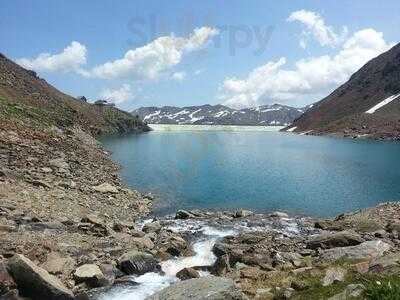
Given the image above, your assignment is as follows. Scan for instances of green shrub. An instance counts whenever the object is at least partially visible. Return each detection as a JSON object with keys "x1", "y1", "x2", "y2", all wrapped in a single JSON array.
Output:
[{"x1": 364, "y1": 278, "x2": 400, "y2": 300}]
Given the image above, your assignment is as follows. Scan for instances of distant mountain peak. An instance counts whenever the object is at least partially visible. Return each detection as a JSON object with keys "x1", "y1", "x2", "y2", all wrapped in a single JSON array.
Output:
[{"x1": 132, "y1": 103, "x2": 307, "y2": 126}]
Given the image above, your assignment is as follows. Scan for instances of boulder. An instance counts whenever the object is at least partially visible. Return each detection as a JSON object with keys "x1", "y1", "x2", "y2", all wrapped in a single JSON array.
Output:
[
  {"x1": 156, "y1": 231, "x2": 190, "y2": 257},
  {"x1": 213, "y1": 254, "x2": 231, "y2": 276},
  {"x1": 0, "y1": 261, "x2": 16, "y2": 295},
  {"x1": 99, "y1": 264, "x2": 116, "y2": 285},
  {"x1": 81, "y1": 215, "x2": 104, "y2": 227},
  {"x1": 74, "y1": 264, "x2": 107, "y2": 288},
  {"x1": 130, "y1": 229, "x2": 146, "y2": 238},
  {"x1": 234, "y1": 210, "x2": 253, "y2": 218},
  {"x1": 49, "y1": 158, "x2": 69, "y2": 169},
  {"x1": 143, "y1": 221, "x2": 162, "y2": 233},
  {"x1": 7, "y1": 254, "x2": 74, "y2": 300},
  {"x1": 307, "y1": 231, "x2": 364, "y2": 249},
  {"x1": 145, "y1": 276, "x2": 248, "y2": 300},
  {"x1": 132, "y1": 237, "x2": 155, "y2": 250},
  {"x1": 175, "y1": 210, "x2": 194, "y2": 220},
  {"x1": 92, "y1": 183, "x2": 118, "y2": 194},
  {"x1": 118, "y1": 250, "x2": 160, "y2": 275},
  {"x1": 41, "y1": 252, "x2": 75, "y2": 275},
  {"x1": 328, "y1": 284, "x2": 365, "y2": 300},
  {"x1": 113, "y1": 221, "x2": 135, "y2": 232},
  {"x1": 176, "y1": 268, "x2": 200, "y2": 281},
  {"x1": 270, "y1": 211, "x2": 289, "y2": 218},
  {"x1": 320, "y1": 240, "x2": 391, "y2": 262},
  {"x1": 314, "y1": 220, "x2": 345, "y2": 231},
  {"x1": 322, "y1": 267, "x2": 347, "y2": 286},
  {"x1": 369, "y1": 252, "x2": 400, "y2": 274}
]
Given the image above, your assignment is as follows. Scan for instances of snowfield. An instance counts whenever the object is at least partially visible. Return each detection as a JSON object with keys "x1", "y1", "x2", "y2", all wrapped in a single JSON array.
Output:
[{"x1": 365, "y1": 93, "x2": 400, "y2": 114}]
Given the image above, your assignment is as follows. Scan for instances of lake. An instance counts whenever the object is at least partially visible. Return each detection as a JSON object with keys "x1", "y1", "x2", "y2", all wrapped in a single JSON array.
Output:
[{"x1": 100, "y1": 125, "x2": 400, "y2": 218}]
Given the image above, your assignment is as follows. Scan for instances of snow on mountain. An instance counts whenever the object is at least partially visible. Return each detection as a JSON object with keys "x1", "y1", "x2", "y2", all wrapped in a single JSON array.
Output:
[{"x1": 132, "y1": 104, "x2": 307, "y2": 126}]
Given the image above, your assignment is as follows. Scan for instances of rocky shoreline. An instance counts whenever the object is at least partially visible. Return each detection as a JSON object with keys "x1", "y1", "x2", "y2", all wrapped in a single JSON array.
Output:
[{"x1": 2, "y1": 122, "x2": 400, "y2": 299}]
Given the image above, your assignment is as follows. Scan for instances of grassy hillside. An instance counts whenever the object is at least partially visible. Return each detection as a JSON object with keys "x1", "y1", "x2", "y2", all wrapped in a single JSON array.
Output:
[{"x1": 0, "y1": 53, "x2": 150, "y2": 135}]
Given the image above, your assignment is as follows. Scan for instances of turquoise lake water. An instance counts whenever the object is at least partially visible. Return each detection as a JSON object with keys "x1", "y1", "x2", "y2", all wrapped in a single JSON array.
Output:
[{"x1": 100, "y1": 127, "x2": 400, "y2": 217}]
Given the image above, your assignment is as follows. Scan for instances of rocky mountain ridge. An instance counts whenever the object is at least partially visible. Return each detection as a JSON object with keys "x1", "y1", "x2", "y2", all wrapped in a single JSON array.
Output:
[
  {"x1": 285, "y1": 43, "x2": 400, "y2": 140},
  {"x1": 132, "y1": 103, "x2": 308, "y2": 126}
]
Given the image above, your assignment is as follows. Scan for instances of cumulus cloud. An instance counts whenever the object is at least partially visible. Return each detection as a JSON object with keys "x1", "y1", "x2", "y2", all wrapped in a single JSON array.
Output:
[
  {"x1": 220, "y1": 28, "x2": 393, "y2": 108},
  {"x1": 172, "y1": 71, "x2": 186, "y2": 81},
  {"x1": 16, "y1": 41, "x2": 87, "y2": 73},
  {"x1": 87, "y1": 27, "x2": 219, "y2": 80},
  {"x1": 99, "y1": 84, "x2": 133, "y2": 104},
  {"x1": 288, "y1": 10, "x2": 348, "y2": 48}
]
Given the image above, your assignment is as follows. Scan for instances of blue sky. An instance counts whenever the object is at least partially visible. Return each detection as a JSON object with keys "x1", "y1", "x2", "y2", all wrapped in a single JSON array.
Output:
[{"x1": 1, "y1": 1, "x2": 399, "y2": 110}]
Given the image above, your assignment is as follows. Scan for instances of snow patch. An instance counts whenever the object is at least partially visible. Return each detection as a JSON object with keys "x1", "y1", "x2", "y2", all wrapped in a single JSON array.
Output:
[
  {"x1": 214, "y1": 110, "x2": 230, "y2": 118},
  {"x1": 365, "y1": 94, "x2": 400, "y2": 114},
  {"x1": 143, "y1": 111, "x2": 160, "y2": 121},
  {"x1": 286, "y1": 126, "x2": 297, "y2": 132},
  {"x1": 262, "y1": 107, "x2": 281, "y2": 113}
]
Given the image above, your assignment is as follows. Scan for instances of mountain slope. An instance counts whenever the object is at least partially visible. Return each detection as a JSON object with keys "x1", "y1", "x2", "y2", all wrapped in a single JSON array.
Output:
[
  {"x1": 285, "y1": 43, "x2": 400, "y2": 139},
  {"x1": 0, "y1": 53, "x2": 150, "y2": 134},
  {"x1": 132, "y1": 104, "x2": 305, "y2": 126}
]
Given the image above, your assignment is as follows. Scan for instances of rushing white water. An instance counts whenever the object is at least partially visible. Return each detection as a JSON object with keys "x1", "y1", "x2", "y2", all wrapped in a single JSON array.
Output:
[
  {"x1": 100, "y1": 217, "x2": 303, "y2": 300},
  {"x1": 100, "y1": 223, "x2": 236, "y2": 300}
]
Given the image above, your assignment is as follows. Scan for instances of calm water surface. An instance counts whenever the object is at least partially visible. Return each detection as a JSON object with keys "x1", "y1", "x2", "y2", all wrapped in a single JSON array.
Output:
[{"x1": 100, "y1": 126, "x2": 400, "y2": 217}]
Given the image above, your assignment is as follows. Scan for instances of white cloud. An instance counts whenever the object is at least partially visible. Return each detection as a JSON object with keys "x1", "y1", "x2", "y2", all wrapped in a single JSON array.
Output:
[
  {"x1": 87, "y1": 27, "x2": 219, "y2": 80},
  {"x1": 172, "y1": 71, "x2": 186, "y2": 81},
  {"x1": 16, "y1": 41, "x2": 87, "y2": 73},
  {"x1": 99, "y1": 84, "x2": 133, "y2": 104},
  {"x1": 288, "y1": 10, "x2": 348, "y2": 48},
  {"x1": 220, "y1": 28, "x2": 393, "y2": 109}
]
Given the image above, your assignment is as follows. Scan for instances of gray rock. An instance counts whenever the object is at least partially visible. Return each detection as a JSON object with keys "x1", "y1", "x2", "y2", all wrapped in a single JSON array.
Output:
[
  {"x1": 270, "y1": 211, "x2": 289, "y2": 218},
  {"x1": 320, "y1": 240, "x2": 391, "y2": 262},
  {"x1": 234, "y1": 210, "x2": 253, "y2": 218},
  {"x1": 7, "y1": 254, "x2": 74, "y2": 300},
  {"x1": 41, "y1": 252, "x2": 75, "y2": 275},
  {"x1": 118, "y1": 250, "x2": 160, "y2": 275},
  {"x1": 145, "y1": 276, "x2": 248, "y2": 300},
  {"x1": 99, "y1": 264, "x2": 116, "y2": 285},
  {"x1": 74, "y1": 264, "x2": 107, "y2": 287},
  {"x1": 176, "y1": 268, "x2": 200, "y2": 280},
  {"x1": 92, "y1": 183, "x2": 118, "y2": 194},
  {"x1": 314, "y1": 220, "x2": 345, "y2": 231},
  {"x1": 307, "y1": 231, "x2": 364, "y2": 249},
  {"x1": 213, "y1": 254, "x2": 231, "y2": 276},
  {"x1": 175, "y1": 210, "x2": 194, "y2": 220},
  {"x1": 322, "y1": 267, "x2": 347, "y2": 286},
  {"x1": 369, "y1": 252, "x2": 400, "y2": 274},
  {"x1": 328, "y1": 284, "x2": 365, "y2": 300},
  {"x1": 143, "y1": 221, "x2": 162, "y2": 233},
  {"x1": 0, "y1": 261, "x2": 16, "y2": 295},
  {"x1": 48, "y1": 158, "x2": 69, "y2": 170}
]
